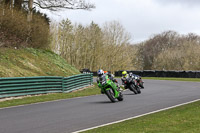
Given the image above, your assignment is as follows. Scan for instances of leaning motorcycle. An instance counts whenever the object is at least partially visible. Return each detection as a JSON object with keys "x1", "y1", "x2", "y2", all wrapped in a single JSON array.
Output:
[
  {"x1": 135, "y1": 76, "x2": 144, "y2": 89},
  {"x1": 98, "y1": 75, "x2": 123, "y2": 102},
  {"x1": 124, "y1": 77, "x2": 141, "y2": 94}
]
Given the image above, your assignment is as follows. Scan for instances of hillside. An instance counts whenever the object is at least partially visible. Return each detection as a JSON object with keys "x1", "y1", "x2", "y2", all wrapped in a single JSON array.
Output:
[{"x1": 0, "y1": 48, "x2": 80, "y2": 77}]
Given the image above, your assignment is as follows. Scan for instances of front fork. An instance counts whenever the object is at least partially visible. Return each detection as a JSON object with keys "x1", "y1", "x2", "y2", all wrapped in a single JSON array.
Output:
[{"x1": 105, "y1": 87, "x2": 119, "y2": 98}]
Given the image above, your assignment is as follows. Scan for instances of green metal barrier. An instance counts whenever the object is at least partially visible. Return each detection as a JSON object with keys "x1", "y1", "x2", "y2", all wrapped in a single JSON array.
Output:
[{"x1": 0, "y1": 73, "x2": 93, "y2": 98}]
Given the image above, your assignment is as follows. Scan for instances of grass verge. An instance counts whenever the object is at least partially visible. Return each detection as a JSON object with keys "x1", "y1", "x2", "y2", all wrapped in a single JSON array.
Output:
[
  {"x1": 83, "y1": 100, "x2": 200, "y2": 133},
  {"x1": 0, "y1": 83, "x2": 100, "y2": 109},
  {"x1": 0, "y1": 48, "x2": 80, "y2": 77}
]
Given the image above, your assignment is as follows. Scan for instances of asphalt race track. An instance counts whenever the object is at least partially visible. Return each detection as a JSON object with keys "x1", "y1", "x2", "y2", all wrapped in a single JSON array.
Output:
[{"x1": 0, "y1": 79, "x2": 199, "y2": 133}]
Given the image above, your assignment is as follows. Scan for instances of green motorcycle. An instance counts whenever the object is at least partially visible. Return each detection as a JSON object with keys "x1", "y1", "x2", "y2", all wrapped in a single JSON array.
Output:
[{"x1": 98, "y1": 75, "x2": 123, "y2": 102}]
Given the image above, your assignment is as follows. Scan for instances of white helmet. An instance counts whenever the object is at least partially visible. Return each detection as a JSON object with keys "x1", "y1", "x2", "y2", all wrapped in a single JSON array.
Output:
[
  {"x1": 129, "y1": 72, "x2": 133, "y2": 77},
  {"x1": 97, "y1": 69, "x2": 104, "y2": 76}
]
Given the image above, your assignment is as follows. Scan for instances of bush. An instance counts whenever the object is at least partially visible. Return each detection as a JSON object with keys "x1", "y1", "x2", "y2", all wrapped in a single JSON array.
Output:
[{"x1": 0, "y1": 6, "x2": 50, "y2": 49}]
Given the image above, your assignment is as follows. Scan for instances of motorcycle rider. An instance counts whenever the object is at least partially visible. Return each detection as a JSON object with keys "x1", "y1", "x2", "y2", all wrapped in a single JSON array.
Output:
[
  {"x1": 97, "y1": 69, "x2": 121, "y2": 93},
  {"x1": 96, "y1": 69, "x2": 105, "y2": 94},
  {"x1": 121, "y1": 71, "x2": 130, "y2": 89},
  {"x1": 121, "y1": 71, "x2": 144, "y2": 89},
  {"x1": 96, "y1": 69, "x2": 105, "y2": 84}
]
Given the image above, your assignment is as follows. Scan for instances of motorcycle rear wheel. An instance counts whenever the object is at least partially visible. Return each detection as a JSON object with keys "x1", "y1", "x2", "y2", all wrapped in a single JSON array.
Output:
[{"x1": 117, "y1": 92, "x2": 123, "y2": 101}]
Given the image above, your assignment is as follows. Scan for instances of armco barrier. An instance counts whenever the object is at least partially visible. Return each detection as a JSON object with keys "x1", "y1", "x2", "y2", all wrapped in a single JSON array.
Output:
[
  {"x1": 63, "y1": 74, "x2": 93, "y2": 92},
  {"x1": 83, "y1": 70, "x2": 200, "y2": 78},
  {"x1": 0, "y1": 73, "x2": 93, "y2": 98},
  {"x1": 91, "y1": 70, "x2": 200, "y2": 78},
  {"x1": 114, "y1": 70, "x2": 200, "y2": 78}
]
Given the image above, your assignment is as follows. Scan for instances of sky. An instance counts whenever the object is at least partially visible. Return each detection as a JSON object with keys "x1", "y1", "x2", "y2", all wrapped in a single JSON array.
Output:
[{"x1": 42, "y1": 0, "x2": 200, "y2": 44}]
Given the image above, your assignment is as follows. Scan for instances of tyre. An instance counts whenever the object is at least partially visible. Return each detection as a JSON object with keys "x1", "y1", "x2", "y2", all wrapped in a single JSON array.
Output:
[
  {"x1": 117, "y1": 92, "x2": 123, "y2": 101},
  {"x1": 139, "y1": 82, "x2": 144, "y2": 89},
  {"x1": 130, "y1": 84, "x2": 138, "y2": 94},
  {"x1": 134, "y1": 80, "x2": 141, "y2": 94},
  {"x1": 105, "y1": 89, "x2": 116, "y2": 103},
  {"x1": 136, "y1": 87, "x2": 141, "y2": 94}
]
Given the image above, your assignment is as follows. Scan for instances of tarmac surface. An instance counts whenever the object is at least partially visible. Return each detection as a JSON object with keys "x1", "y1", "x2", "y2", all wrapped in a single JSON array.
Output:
[{"x1": 0, "y1": 79, "x2": 199, "y2": 133}]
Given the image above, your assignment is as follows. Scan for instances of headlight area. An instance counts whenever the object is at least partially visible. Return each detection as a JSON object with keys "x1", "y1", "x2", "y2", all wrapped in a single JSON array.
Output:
[{"x1": 102, "y1": 80, "x2": 107, "y2": 85}]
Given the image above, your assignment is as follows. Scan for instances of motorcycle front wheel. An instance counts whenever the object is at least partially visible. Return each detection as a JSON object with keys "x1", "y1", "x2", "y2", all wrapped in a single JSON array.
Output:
[
  {"x1": 139, "y1": 81, "x2": 144, "y2": 89},
  {"x1": 136, "y1": 86, "x2": 141, "y2": 94},
  {"x1": 130, "y1": 84, "x2": 138, "y2": 94},
  {"x1": 105, "y1": 88, "x2": 116, "y2": 103}
]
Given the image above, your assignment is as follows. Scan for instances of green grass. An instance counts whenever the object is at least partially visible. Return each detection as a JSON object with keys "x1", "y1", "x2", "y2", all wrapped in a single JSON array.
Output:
[
  {"x1": 0, "y1": 83, "x2": 100, "y2": 108},
  {"x1": 83, "y1": 100, "x2": 200, "y2": 133},
  {"x1": 0, "y1": 48, "x2": 80, "y2": 77},
  {"x1": 142, "y1": 77, "x2": 200, "y2": 82}
]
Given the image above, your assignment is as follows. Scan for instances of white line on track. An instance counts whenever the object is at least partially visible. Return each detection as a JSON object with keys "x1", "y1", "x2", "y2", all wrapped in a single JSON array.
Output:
[{"x1": 72, "y1": 99, "x2": 200, "y2": 133}]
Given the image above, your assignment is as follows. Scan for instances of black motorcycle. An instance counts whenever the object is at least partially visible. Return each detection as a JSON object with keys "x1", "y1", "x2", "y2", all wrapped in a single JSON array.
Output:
[
  {"x1": 124, "y1": 77, "x2": 141, "y2": 94},
  {"x1": 135, "y1": 77, "x2": 144, "y2": 89}
]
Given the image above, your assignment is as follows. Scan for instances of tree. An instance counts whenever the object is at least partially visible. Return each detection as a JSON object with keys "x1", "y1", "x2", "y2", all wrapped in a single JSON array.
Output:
[
  {"x1": 28, "y1": 0, "x2": 95, "y2": 11},
  {"x1": 102, "y1": 21, "x2": 131, "y2": 72},
  {"x1": 138, "y1": 31, "x2": 200, "y2": 71},
  {"x1": 4, "y1": 0, "x2": 11, "y2": 5},
  {"x1": 2, "y1": 0, "x2": 22, "y2": 10},
  {"x1": 50, "y1": 20, "x2": 134, "y2": 72},
  {"x1": 26, "y1": 0, "x2": 95, "y2": 21},
  {"x1": 14, "y1": 0, "x2": 23, "y2": 10},
  {"x1": 2, "y1": 0, "x2": 95, "y2": 10},
  {"x1": 86, "y1": 21, "x2": 103, "y2": 70},
  {"x1": 58, "y1": 19, "x2": 74, "y2": 65},
  {"x1": 139, "y1": 31, "x2": 179, "y2": 70},
  {"x1": 1, "y1": 0, "x2": 95, "y2": 21}
]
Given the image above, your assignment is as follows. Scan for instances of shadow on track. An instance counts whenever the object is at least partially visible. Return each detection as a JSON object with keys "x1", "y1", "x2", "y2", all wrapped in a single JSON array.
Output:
[
  {"x1": 90, "y1": 101, "x2": 113, "y2": 104},
  {"x1": 123, "y1": 93, "x2": 136, "y2": 95}
]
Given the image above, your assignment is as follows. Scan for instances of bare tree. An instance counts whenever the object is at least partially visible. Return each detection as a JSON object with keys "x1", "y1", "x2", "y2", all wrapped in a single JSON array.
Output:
[
  {"x1": 30, "y1": 0, "x2": 95, "y2": 11},
  {"x1": 1, "y1": 0, "x2": 95, "y2": 21},
  {"x1": 139, "y1": 31, "x2": 179, "y2": 70},
  {"x1": 50, "y1": 20, "x2": 134, "y2": 72},
  {"x1": 2, "y1": 0, "x2": 95, "y2": 10},
  {"x1": 14, "y1": 0, "x2": 23, "y2": 10},
  {"x1": 140, "y1": 31, "x2": 200, "y2": 71},
  {"x1": 102, "y1": 21, "x2": 131, "y2": 72}
]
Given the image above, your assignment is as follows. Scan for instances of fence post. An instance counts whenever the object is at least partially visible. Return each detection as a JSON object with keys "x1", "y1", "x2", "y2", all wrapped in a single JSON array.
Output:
[
  {"x1": 62, "y1": 77, "x2": 64, "y2": 92},
  {"x1": 90, "y1": 73, "x2": 93, "y2": 85}
]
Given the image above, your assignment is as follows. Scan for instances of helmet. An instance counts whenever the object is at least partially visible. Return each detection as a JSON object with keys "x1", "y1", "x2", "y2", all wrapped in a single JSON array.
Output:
[
  {"x1": 97, "y1": 69, "x2": 104, "y2": 76},
  {"x1": 122, "y1": 71, "x2": 128, "y2": 78},
  {"x1": 129, "y1": 72, "x2": 133, "y2": 77},
  {"x1": 104, "y1": 71, "x2": 108, "y2": 74}
]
